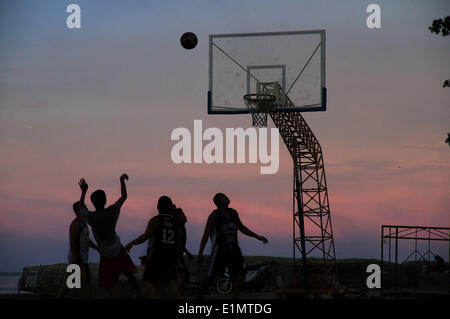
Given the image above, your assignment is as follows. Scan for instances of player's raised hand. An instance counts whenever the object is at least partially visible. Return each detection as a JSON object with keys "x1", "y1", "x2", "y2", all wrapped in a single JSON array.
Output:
[
  {"x1": 120, "y1": 173, "x2": 129, "y2": 182},
  {"x1": 78, "y1": 178, "x2": 88, "y2": 193}
]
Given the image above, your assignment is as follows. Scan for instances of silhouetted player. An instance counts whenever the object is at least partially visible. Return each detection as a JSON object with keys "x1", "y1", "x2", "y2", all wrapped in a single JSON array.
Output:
[
  {"x1": 170, "y1": 203, "x2": 193, "y2": 293},
  {"x1": 57, "y1": 201, "x2": 98, "y2": 298},
  {"x1": 76, "y1": 175, "x2": 140, "y2": 298},
  {"x1": 126, "y1": 196, "x2": 183, "y2": 298},
  {"x1": 197, "y1": 193, "x2": 268, "y2": 298}
]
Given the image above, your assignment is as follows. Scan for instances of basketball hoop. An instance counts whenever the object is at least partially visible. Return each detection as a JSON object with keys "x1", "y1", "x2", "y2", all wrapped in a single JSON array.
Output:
[{"x1": 243, "y1": 93, "x2": 276, "y2": 127}]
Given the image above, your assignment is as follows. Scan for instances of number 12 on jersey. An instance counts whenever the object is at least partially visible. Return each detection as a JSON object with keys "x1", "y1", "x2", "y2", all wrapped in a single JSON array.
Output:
[{"x1": 162, "y1": 228, "x2": 175, "y2": 244}]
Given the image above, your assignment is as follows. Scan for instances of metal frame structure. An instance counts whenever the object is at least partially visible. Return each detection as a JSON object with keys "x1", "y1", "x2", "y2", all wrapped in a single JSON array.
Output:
[
  {"x1": 270, "y1": 110, "x2": 337, "y2": 293},
  {"x1": 262, "y1": 83, "x2": 337, "y2": 292},
  {"x1": 381, "y1": 225, "x2": 450, "y2": 296}
]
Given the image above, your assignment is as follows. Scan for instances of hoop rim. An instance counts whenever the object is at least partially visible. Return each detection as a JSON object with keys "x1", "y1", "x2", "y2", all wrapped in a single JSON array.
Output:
[{"x1": 243, "y1": 93, "x2": 276, "y2": 103}]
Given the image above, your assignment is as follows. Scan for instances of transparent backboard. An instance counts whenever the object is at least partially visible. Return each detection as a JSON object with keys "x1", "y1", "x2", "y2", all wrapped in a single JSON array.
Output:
[{"x1": 208, "y1": 30, "x2": 326, "y2": 114}]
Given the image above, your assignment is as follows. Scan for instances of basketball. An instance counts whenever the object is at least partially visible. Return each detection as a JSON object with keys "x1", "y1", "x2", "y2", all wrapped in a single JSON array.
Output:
[{"x1": 180, "y1": 32, "x2": 198, "y2": 50}]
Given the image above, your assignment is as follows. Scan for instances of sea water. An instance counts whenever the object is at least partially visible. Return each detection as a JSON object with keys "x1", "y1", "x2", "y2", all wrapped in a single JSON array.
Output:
[{"x1": 0, "y1": 273, "x2": 21, "y2": 294}]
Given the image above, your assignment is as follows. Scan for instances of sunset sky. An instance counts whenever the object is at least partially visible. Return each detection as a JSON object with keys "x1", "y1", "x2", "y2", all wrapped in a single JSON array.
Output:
[{"x1": 0, "y1": 0, "x2": 449, "y2": 271}]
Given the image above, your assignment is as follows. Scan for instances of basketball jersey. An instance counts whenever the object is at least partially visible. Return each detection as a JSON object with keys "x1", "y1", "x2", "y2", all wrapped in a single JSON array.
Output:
[
  {"x1": 173, "y1": 208, "x2": 187, "y2": 252},
  {"x1": 211, "y1": 208, "x2": 239, "y2": 247},
  {"x1": 147, "y1": 213, "x2": 178, "y2": 261}
]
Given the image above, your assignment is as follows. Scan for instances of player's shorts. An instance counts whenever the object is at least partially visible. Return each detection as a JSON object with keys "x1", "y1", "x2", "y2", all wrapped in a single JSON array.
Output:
[
  {"x1": 98, "y1": 246, "x2": 137, "y2": 289},
  {"x1": 143, "y1": 254, "x2": 180, "y2": 284},
  {"x1": 208, "y1": 245, "x2": 245, "y2": 280}
]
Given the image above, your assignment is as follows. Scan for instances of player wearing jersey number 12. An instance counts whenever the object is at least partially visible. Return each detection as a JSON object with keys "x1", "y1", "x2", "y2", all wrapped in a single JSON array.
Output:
[{"x1": 125, "y1": 196, "x2": 184, "y2": 298}]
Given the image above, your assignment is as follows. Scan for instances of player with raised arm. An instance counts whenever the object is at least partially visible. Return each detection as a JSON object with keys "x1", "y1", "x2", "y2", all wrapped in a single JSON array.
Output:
[
  {"x1": 76, "y1": 175, "x2": 140, "y2": 298},
  {"x1": 197, "y1": 193, "x2": 268, "y2": 299}
]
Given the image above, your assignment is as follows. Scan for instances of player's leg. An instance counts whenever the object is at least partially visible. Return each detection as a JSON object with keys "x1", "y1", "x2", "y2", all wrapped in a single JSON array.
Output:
[
  {"x1": 114, "y1": 246, "x2": 139, "y2": 297},
  {"x1": 175, "y1": 271, "x2": 185, "y2": 296},
  {"x1": 168, "y1": 279, "x2": 182, "y2": 298},
  {"x1": 123, "y1": 271, "x2": 140, "y2": 296},
  {"x1": 56, "y1": 271, "x2": 69, "y2": 299},
  {"x1": 198, "y1": 245, "x2": 224, "y2": 298},
  {"x1": 165, "y1": 259, "x2": 184, "y2": 298},
  {"x1": 107, "y1": 285, "x2": 120, "y2": 299},
  {"x1": 142, "y1": 281, "x2": 158, "y2": 298},
  {"x1": 142, "y1": 259, "x2": 160, "y2": 298},
  {"x1": 232, "y1": 270, "x2": 245, "y2": 299},
  {"x1": 99, "y1": 255, "x2": 121, "y2": 298},
  {"x1": 82, "y1": 263, "x2": 93, "y2": 298},
  {"x1": 230, "y1": 247, "x2": 246, "y2": 299},
  {"x1": 174, "y1": 257, "x2": 187, "y2": 296}
]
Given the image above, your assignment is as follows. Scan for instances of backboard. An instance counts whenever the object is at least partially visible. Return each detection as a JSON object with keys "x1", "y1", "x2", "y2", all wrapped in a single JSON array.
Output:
[{"x1": 208, "y1": 30, "x2": 326, "y2": 114}]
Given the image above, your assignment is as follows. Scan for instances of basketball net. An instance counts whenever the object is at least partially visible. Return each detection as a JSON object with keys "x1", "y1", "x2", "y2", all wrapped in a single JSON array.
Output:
[{"x1": 243, "y1": 93, "x2": 276, "y2": 127}]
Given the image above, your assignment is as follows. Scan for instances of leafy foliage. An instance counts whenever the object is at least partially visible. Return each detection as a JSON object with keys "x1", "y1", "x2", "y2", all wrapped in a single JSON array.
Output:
[
  {"x1": 429, "y1": 17, "x2": 450, "y2": 146},
  {"x1": 428, "y1": 16, "x2": 450, "y2": 36}
]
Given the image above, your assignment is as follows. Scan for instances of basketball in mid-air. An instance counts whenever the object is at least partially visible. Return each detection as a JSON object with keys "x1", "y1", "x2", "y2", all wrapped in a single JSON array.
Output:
[{"x1": 180, "y1": 32, "x2": 198, "y2": 50}]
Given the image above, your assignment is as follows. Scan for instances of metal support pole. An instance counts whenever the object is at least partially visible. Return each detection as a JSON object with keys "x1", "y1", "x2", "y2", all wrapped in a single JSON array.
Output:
[
  {"x1": 292, "y1": 170, "x2": 296, "y2": 281},
  {"x1": 395, "y1": 226, "x2": 398, "y2": 296},
  {"x1": 414, "y1": 230, "x2": 417, "y2": 271},
  {"x1": 388, "y1": 227, "x2": 392, "y2": 288},
  {"x1": 294, "y1": 163, "x2": 309, "y2": 296},
  {"x1": 428, "y1": 229, "x2": 431, "y2": 263},
  {"x1": 380, "y1": 226, "x2": 384, "y2": 296}
]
